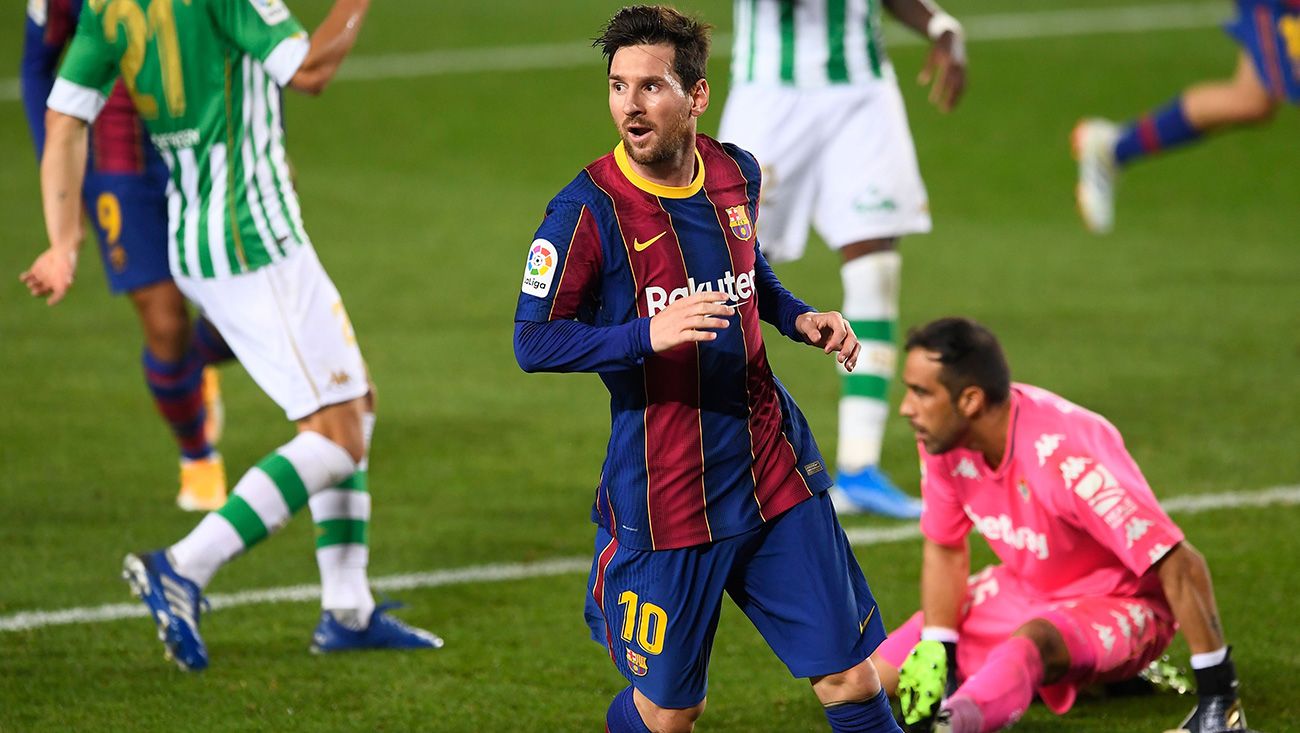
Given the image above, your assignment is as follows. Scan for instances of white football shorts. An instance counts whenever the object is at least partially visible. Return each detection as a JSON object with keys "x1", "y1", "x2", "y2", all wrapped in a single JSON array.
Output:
[
  {"x1": 175, "y1": 246, "x2": 368, "y2": 421},
  {"x1": 718, "y1": 69, "x2": 932, "y2": 263}
]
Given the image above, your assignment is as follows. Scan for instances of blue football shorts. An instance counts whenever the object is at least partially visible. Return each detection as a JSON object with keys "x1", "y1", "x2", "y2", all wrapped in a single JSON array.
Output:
[
  {"x1": 82, "y1": 171, "x2": 172, "y2": 294},
  {"x1": 1227, "y1": 0, "x2": 1300, "y2": 103},
  {"x1": 583, "y1": 491, "x2": 889, "y2": 708}
]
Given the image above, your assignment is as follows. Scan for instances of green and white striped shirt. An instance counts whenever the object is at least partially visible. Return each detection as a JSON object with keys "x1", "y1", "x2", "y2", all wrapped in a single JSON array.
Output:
[
  {"x1": 731, "y1": 0, "x2": 889, "y2": 87},
  {"x1": 49, "y1": 0, "x2": 312, "y2": 280}
]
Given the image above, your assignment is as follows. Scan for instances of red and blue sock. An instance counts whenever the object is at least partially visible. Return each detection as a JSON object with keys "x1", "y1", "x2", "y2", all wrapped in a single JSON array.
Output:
[
  {"x1": 824, "y1": 689, "x2": 904, "y2": 732},
  {"x1": 605, "y1": 686, "x2": 653, "y2": 733},
  {"x1": 191, "y1": 316, "x2": 235, "y2": 364},
  {"x1": 143, "y1": 347, "x2": 211, "y2": 461},
  {"x1": 1114, "y1": 96, "x2": 1203, "y2": 166}
]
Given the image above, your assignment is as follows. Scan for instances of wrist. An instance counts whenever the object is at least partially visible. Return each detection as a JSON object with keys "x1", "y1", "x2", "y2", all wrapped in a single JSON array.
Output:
[{"x1": 926, "y1": 11, "x2": 963, "y2": 42}]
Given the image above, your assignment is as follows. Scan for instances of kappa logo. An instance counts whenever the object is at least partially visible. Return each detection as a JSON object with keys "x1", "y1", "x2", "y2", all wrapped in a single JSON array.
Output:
[
  {"x1": 247, "y1": 0, "x2": 291, "y2": 24},
  {"x1": 633, "y1": 231, "x2": 667, "y2": 252},
  {"x1": 1125, "y1": 516, "x2": 1153, "y2": 548},
  {"x1": 1147, "y1": 542, "x2": 1173, "y2": 564},
  {"x1": 1110, "y1": 610, "x2": 1133, "y2": 640},
  {"x1": 328, "y1": 371, "x2": 351, "y2": 388},
  {"x1": 521, "y1": 239, "x2": 558, "y2": 298},
  {"x1": 725, "y1": 205, "x2": 753, "y2": 240},
  {"x1": 951, "y1": 457, "x2": 980, "y2": 480},
  {"x1": 1092, "y1": 623, "x2": 1116, "y2": 654},
  {"x1": 1123, "y1": 602, "x2": 1153, "y2": 635},
  {"x1": 1058, "y1": 456, "x2": 1092, "y2": 488},
  {"x1": 1035, "y1": 433, "x2": 1065, "y2": 467}
]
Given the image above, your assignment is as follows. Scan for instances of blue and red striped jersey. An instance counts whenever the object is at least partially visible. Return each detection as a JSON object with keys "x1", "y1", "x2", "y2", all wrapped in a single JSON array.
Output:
[
  {"x1": 514, "y1": 135, "x2": 832, "y2": 551},
  {"x1": 22, "y1": 0, "x2": 164, "y2": 178}
]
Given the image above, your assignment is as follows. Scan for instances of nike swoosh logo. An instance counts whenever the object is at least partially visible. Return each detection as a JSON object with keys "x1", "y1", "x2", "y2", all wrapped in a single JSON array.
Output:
[{"x1": 633, "y1": 231, "x2": 667, "y2": 252}]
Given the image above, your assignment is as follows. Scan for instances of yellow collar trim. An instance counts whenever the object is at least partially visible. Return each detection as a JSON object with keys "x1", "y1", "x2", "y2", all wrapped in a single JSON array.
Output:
[{"x1": 613, "y1": 142, "x2": 705, "y2": 199}]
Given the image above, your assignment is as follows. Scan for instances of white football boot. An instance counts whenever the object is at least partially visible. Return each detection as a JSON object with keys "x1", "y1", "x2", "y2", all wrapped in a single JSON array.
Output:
[{"x1": 1072, "y1": 118, "x2": 1121, "y2": 234}]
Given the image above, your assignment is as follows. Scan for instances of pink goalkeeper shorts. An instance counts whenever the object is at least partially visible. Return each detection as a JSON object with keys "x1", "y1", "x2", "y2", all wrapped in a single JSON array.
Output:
[{"x1": 876, "y1": 564, "x2": 1175, "y2": 714}]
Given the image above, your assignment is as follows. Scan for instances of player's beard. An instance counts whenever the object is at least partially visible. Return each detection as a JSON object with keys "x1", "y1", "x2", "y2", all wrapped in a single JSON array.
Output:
[{"x1": 622, "y1": 109, "x2": 693, "y2": 169}]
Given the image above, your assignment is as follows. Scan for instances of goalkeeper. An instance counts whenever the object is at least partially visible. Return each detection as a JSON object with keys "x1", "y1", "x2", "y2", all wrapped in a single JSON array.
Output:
[{"x1": 872, "y1": 317, "x2": 1254, "y2": 733}]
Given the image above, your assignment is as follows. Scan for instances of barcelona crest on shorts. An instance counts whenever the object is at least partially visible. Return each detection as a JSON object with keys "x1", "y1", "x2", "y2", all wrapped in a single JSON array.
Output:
[
  {"x1": 726, "y1": 205, "x2": 753, "y2": 241},
  {"x1": 626, "y1": 648, "x2": 649, "y2": 676}
]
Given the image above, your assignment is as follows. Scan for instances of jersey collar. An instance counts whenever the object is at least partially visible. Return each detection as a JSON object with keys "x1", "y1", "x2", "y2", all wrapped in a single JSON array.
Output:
[{"x1": 614, "y1": 142, "x2": 705, "y2": 199}]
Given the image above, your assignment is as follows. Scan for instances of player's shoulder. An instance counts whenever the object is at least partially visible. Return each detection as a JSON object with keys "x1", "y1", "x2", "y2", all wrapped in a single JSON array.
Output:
[
  {"x1": 1012, "y1": 383, "x2": 1129, "y2": 483},
  {"x1": 705, "y1": 135, "x2": 762, "y2": 179}
]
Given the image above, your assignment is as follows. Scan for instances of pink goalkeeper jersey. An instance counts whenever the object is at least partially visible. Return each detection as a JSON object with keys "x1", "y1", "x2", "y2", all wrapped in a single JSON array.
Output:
[{"x1": 919, "y1": 384, "x2": 1185, "y2": 602}]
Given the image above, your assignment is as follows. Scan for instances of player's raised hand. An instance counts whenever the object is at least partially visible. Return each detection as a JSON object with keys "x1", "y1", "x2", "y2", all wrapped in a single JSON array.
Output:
[
  {"x1": 795, "y1": 311, "x2": 861, "y2": 371},
  {"x1": 649, "y1": 291, "x2": 734, "y2": 352},
  {"x1": 919, "y1": 28, "x2": 967, "y2": 113},
  {"x1": 19, "y1": 247, "x2": 78, "y2": 306}
]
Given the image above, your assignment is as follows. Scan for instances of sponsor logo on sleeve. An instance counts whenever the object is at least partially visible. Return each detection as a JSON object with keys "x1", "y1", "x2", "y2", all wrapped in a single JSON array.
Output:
[
  {"x1": 1035, "y1": 433, "x2": 1065, "y2": 466},
  {"x1": 248, "y1": 0, "x2": 290, "y2": 25},
  {"x1": 1068, "y1": 461, "x2": 1138, "y2": 528},
  {"x1": 803, "y1": 460, "x2": 825, "y2": 477},
  {"x1": 521, "y1": 239, "x2": 558, "y2": 298}
]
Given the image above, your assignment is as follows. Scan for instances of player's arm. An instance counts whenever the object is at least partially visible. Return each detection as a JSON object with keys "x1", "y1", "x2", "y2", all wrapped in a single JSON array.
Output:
[
  {"x1": 753, "y1": 247, "x2": 861, "y2": 369},
  {"x1": 287, "y1": 0, "x2": 370, "y2": 95},
  {"x1": 896, "y1": 537, "x2": 966, "y2": 723},
  {"x1": 920, "y1": 537, "x2": 968, "y2": 630},
  {"x1": 21, "y1": 109, "x2": 89, "y2": 305},
  {"x1": 882, "y1": 0, "x2": 966, "y2": 112},
  {"x1": 21, "y1": 4, "x2": 70, "y2": 157},
  {"x1": 1154, "y1": 542, "x2": 1246, "y2": 730}
]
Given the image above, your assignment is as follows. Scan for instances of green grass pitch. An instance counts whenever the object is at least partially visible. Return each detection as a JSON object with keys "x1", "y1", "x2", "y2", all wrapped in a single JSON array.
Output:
[{"x1": 1, "y1": 1, "x2": 1297, "y2": 730}]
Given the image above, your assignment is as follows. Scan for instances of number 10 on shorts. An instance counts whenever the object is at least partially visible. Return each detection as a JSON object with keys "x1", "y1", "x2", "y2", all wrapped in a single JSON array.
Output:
[{"x1": 618, "y1": 591, "x2": 667, "y2": 655}]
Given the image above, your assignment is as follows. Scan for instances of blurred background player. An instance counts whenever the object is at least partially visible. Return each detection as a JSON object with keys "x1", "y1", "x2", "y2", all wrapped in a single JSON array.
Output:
[
  {"x1": 21, "y1": 0, "x2": 235, "y2": 511},
  {"x1": 871, "y1": 318, "x2": 1253, "y2": 733},
  {"x1": 515, "y1": 7, "x2": 902, "y2": 732},
  {"x1": 1074, "y1": 0, "x2": 1299, "y2": 234},
  {"x1": 719, "y1": 0, "x2": 967, "y2": 518},
  {"x1": 24, "y1": 0, "x2": 441, "y2": 669}
]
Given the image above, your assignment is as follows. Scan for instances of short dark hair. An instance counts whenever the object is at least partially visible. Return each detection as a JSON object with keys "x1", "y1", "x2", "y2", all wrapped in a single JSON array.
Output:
[
  {"x1": 594, "y1": 5, "x2": 712, "y2": 89},
  {"x1": 905, "y1": 317, "x2": 1011, "y2": 406}
]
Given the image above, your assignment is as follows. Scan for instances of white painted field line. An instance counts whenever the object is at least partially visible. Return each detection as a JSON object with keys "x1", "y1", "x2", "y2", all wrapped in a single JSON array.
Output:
[
  {"x1": 0, "y1": 2, "x2": 1227, "y2": 103},
  {"x1": 1, "y1": 484, "x2": 1295, "y2": 634}
]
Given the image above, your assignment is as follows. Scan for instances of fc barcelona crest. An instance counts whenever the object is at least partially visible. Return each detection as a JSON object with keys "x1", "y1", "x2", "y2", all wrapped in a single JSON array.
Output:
[
  {"x1": 725, "y1": 205, "x2": 753, "y2": 241},
  {"x1": 626, "y1": 648, "x2": 649, "y2": 676}
]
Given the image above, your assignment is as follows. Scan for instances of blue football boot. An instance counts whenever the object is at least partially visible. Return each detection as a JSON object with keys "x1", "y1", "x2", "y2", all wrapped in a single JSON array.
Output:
[
  {"x1": 830, "y1": 465, "x2": 923, "y2": 519},
  {"x1": 310, "y1": 601, "x2": 444, "y2": 654},
  {"x1": 121, "y1": 550, "x2": 209, "y2": 671}
]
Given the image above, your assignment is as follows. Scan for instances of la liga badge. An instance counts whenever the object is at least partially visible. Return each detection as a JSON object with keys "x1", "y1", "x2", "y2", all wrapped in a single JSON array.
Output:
[{"x1": 521, "y1": 239, "x2": 558, "y2": 297}]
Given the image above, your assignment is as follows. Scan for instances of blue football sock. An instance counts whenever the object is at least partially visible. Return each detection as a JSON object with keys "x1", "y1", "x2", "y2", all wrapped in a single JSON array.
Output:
[
  {"x1": 606, "y1": 686, "x2": 653, "y2": 733},
  {"x1": 824, "y1": 689, "x2": 903, "y2": 732},
  {"x1": 142, "y1": 348, "x2": 211, "y2": 460},
  {"x1": 191, "y1": 316, "x2": 235, "y2": 365},
  {"x1": 1114, "y1": 96, "x2": 1202, "y2": 166}
]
